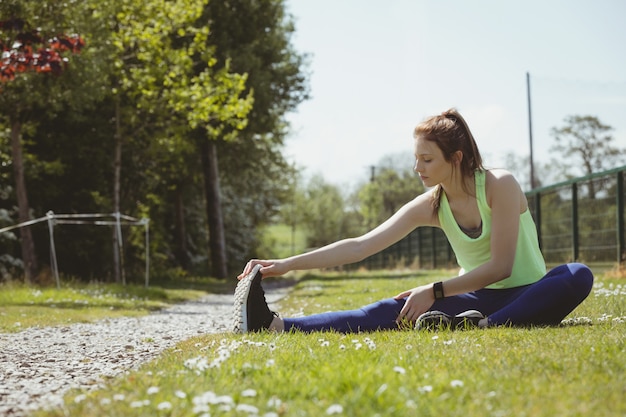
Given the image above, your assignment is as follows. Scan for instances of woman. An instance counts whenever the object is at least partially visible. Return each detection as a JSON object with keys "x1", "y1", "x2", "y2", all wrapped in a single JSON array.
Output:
[{"x1": 233, "y1": 109, "x2": 594, "y2": 333}]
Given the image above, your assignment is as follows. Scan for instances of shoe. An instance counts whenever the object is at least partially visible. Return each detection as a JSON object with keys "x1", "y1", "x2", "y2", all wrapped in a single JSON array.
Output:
[
  {"x1": 415, "y1": 309, "x2": 485, "y2": 331},
  {"x1": 232, "y1": 264, "x2": 277, "y2": 333}
]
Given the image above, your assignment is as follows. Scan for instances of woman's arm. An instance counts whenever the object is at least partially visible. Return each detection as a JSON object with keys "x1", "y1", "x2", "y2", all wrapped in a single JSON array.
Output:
[{"x1": 238, "y1": 189, "x2": 437, "y2": 279}]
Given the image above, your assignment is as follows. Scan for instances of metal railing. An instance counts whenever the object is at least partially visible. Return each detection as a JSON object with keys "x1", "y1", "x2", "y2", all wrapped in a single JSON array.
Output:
[{"x1": 353, "y1": 165, "x2": 626, "y2": 270}]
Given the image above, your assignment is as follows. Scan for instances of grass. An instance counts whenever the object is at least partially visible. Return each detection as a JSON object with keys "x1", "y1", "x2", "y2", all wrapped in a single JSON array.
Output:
[
  {"x1": 261, "y1": 223, "x2": 308, "y2": 259},
  {"x1": 0, "y1": 276, "x2": 233, "y2": 333},
  {"x1": 24, "y1": 269, "x2": 626, "y2": 417}
]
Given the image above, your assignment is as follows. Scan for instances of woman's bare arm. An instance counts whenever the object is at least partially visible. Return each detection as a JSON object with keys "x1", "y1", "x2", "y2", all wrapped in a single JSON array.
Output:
[{"x1": 238, "y1": 189, "x2": 437, "y2": 279}]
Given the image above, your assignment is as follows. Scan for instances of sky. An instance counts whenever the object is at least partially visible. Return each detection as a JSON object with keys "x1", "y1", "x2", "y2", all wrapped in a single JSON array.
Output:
[{"x1": 283, "y1": 0, "x2": 626, "y2": 190}]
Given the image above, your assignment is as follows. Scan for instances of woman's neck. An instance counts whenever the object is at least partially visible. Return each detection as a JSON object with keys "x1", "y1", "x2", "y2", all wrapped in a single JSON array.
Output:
[{"x1": 441, "y1": 173, "x2": 475, "y2": 201}]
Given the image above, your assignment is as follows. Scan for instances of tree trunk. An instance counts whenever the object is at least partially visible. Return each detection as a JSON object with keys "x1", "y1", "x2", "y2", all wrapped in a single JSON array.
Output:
[
  {"x1": 10, "y1": 119, "x2": 38, "y2": 283},
  {"x1": 200, "y1": 139, "x2": 228, "y2": 279},
  {"x1": 112, "y1": 96, "x2": 123, "y2": 283},
  {"x1": 173, "y1": 184, "x2": 190, "y2": 270}
]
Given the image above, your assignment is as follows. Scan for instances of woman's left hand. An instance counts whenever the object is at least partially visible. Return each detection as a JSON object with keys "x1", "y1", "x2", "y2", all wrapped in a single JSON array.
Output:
[{"x1": 394, "y1": 285, "x2": 435, "y2": 326}]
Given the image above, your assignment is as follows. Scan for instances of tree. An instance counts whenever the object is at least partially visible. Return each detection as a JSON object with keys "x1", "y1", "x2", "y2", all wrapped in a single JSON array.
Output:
[
  {"x1": 297, "y1": 175, "x2": 352, "y2": 248},
  {"x1": 358, "y1": 154, "x2": 424, "y2": 229},
  {"x1": 199, "y1": 0, "x2": 310, "y2": 276},
  {"x1": 550, "y1": 115, "x2": 623, "y2": 198},
  {"x1": 103, "y1": 0, "x2": 253, "y2": 280},
  {"x1": 0, "y1": 7, "x2": 85, "y2": 283}
]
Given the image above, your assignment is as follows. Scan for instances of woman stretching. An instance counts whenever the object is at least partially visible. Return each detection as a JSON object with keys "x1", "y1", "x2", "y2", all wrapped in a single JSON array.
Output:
[{"x1": 233, "y1": 109, "x2": 594, "y2": 333}]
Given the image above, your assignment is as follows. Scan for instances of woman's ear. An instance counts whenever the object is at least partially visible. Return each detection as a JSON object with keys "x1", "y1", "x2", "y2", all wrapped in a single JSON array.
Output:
[{"x1": 453, "y1": 150, "x2": 463, "y2": 165}]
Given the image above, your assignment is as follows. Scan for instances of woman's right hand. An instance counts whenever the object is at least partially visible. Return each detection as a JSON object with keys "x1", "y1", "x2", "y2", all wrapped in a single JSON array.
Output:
[{"x1": 237, "y1": 259, "x2": 289, "y2": 280}]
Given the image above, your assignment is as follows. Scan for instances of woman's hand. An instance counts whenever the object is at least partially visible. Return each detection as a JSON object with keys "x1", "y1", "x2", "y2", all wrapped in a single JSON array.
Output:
[
  {"x1": 394, "y1": 284, "x2": 435, "y2": 326},
  {"x1": 237, "y1": 259, "x2": 289, "y2": 280}
]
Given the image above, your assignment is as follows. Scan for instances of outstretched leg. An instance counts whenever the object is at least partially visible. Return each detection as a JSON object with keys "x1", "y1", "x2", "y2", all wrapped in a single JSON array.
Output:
[
  {"x1": 487, "y1": 263, "x2": 594, "y2": 326},
  {"x1": 283, "y1": 298, "x2": 405, "y2": 333}
]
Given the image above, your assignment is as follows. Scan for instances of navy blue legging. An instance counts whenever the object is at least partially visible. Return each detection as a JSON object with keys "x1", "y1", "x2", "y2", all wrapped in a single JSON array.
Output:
[{"x1": 283, "y1": 263, "x2": 594, "y2": 333}]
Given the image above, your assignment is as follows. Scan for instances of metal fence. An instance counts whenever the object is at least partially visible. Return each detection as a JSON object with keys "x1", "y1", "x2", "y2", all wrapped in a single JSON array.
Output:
[{"x1": 352, "y1": 165, "x2": 626, "y2": 270}]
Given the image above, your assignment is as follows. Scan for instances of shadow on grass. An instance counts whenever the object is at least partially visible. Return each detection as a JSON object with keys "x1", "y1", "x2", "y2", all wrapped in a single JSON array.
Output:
[
  {"x1": 295, "y1": 270, "x2": 447, "y2": 283},
  {"x1": 4, "y1": 301, "x2": 165, "y2": 312},
  {"x1": 148, "y1": 275, "x2": 238, "y2": 294}
]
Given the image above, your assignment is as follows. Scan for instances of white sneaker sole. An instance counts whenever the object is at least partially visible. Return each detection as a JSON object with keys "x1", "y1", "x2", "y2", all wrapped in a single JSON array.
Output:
[{"x1": 232, "y1": 264, "x2": 262, "y2": 333}]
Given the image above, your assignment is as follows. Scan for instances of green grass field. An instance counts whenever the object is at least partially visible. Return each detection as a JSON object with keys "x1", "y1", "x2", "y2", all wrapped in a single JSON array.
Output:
[
  {"x1": 25, "y1": 269, "x2": 625, "y2": 417},
  {"x1": 261, "y1": 224, "x2": 308, "y2": 259},
  {"x1": 0, "y1": 277, "x2": 231, "y2": 333}
]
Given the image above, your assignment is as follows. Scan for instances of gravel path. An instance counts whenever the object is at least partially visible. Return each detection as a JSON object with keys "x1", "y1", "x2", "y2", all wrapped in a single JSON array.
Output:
[{"x1": 0, "y1": 285, "x2": 289, "y2": 417}]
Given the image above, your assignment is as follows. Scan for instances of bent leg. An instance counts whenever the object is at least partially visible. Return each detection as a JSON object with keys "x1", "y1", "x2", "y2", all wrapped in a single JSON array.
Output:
[
  {"x1": 488, "y1": 263, "x2": 594, "y2": 326},
  {"x1": 283, "y1": 298, "x2": 405, "y2": 333}
]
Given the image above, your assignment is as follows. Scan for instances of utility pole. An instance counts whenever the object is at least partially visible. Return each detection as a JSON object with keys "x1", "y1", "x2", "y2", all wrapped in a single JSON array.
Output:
[{"x1": 526, "y1": 72, "x2": 536, "y2": 190}]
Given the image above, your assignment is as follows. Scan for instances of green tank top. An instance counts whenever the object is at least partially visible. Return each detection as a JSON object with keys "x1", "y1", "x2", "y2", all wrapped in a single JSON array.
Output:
[{"x1": 438, "y1": 170, "x2": 546, "y2": 289}]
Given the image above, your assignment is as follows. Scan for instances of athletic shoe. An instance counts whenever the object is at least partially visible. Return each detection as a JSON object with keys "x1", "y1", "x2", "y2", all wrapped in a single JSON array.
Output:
[
  {"x1": 415, "y1": 309, "x2": 485, "y2": 331},
  {"x1": 232, "y1": 264, "x2": 276, "y2": 333}
]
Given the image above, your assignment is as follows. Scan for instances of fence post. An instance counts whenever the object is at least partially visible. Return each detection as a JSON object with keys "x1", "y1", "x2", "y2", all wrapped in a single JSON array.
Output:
[
  {"x1": 46, "y1": 211, "x2": 60, "y2": 288},
  {"x1": 431, "y1": 227, "x2": 437, "y2": 269},
  {"x1": 417, "y1": 228, "x2": 423, "y2": 269},
  {"x1": 617, "y1": 171, "x2": 625, "y2": 265},
  {"x1": 534, "y1": 193, "x2": 542, "y2": 250},
  {"x1": 571, "y1": 183, "x2": 579, "y2": 261},
  {"x1": 114, "y1": 212, "x2": 126, "y2": 285},
  {"x1": 144, "y1": 218, "x2": 150, "y2": 287}
]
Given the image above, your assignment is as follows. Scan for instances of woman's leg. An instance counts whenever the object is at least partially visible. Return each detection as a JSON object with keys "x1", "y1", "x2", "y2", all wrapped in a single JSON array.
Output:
[
  {"x1": 283, "y1": 298, "x2": 405, "y2": 333},
  {"x1": 281, "y1": 286, "x2": 527, "y2": 333},
  {"x1": 487, "y1": 263, "x2": 594, "y2": 326}
]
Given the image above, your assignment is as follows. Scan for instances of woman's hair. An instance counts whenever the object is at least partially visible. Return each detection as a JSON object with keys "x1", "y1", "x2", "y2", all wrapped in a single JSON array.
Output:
[{"x1": 413, "y1": 108, "x2": 485, "y2": 214}]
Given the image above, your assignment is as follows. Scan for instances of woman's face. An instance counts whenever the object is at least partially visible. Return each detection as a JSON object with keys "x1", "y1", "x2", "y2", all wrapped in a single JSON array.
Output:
[{"x1": 413, "y1": 136, "x2": 454, "y2": 188}]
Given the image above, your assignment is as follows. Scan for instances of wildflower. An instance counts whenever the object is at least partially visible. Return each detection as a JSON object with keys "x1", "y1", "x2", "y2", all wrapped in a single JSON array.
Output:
[
  {"x1": 130, "y1": 400, "x2": 149, "y2": 408},
  {"x1": 113, "y1": 394, "x2": 125, "y2": 401},
  {"x1": 267, "y1": 397, "x2": 282, "y2": 408},
  {"x1": 418, "y1": 385, "x2": 433, "y2": 393},
  {"x1": 212, "y1": 395, "x2": 234, "y2": 406},
  {"x1": 326, "y1": 404, "x2": 344, "y2": 414},
  {"x1": 236, "y1": 404, "x2": 259, "y2": 414},
  {"x1": 185, "y1": 356, "x2": 209, "y2": 373},
  {"x1": 241, "y1": 389, "x2": 257, "y2": 397},
  {"x1": 157, "y1": 402, "x2": 172, "y2": 410},
  {"x1": 393, "y1": 366, "x2": 406, "y2": 375},
  {"x1": 451, "y1": 379, "x2": 464, "y2": 388},
  {"x1": 175, "y1": 390, "x2": 187, "y2": 399},
  {"x1": 193, "y1": 404, "x2": 210, "y2": 414},
  {"x1": 147, "y1": 386, "x2": 159, "y2": 395},
  {"x1": 74, "y1": 394, "x2": 87, "y2": 403},
  {"x1": 100, "y1": 398, "x2": 111, "y2": 405},
  {"x1": 193, "y1": 391, "x2": 217, "y2": 406}
]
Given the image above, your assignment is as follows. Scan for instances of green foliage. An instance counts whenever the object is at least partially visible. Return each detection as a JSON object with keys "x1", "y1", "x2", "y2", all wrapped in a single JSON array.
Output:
[
  {"x1": 0, "y1": 0, "x2": 309, "y2": 281},
  {"x1": 360, "y1": 167, "x2": 423, "y2": 228},
  {"x1": 297, "y1": 175, "x2": 359, "y2": 248}
]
